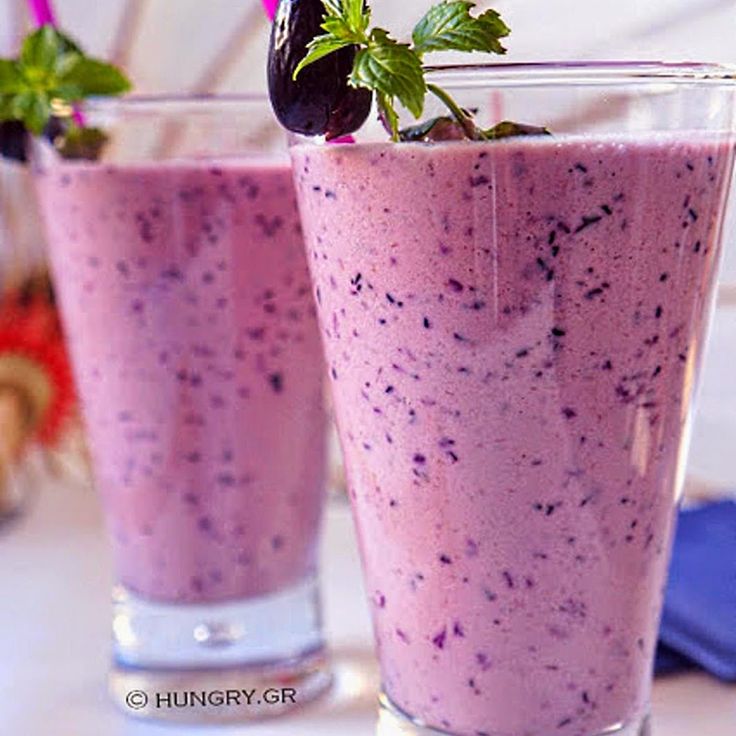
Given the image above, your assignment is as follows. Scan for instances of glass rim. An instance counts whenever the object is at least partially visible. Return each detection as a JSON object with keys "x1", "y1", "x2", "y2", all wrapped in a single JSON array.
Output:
[
  {"x1": 424, "y1": 60, "x2": 736, "y2": 88},
  {"x1": 79, "y1": 60, "x2": 736, "y2": 116},
  {"x1": 79, "y1": 92, "x2": 270, "y2": 116}
]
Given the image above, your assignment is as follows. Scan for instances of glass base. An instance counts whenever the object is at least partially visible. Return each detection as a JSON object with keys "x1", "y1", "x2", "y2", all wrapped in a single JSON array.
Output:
[
  {"x1": 109, "y1": 575, "x2": 332, "y2": 722},
  {"x1": 377, "y1": 693, "x2": 652, "y2": 736}
]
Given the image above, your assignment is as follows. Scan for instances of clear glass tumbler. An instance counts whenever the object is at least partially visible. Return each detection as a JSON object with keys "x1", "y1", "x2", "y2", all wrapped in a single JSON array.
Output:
[
  {"x1": 290, "y1": 63, "x2": 736, "y2": 736},
  {"x1": 34, "y1": 96, "x2": 331, "y2": 723}
]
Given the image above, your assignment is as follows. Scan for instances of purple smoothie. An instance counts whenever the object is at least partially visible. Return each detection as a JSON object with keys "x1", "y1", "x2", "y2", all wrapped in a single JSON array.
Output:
[
  {"x1": 37, "y1": 158, "x2": 326, "y2": 604},
  {"x1": 291, "y1": 135, "x2": 734, "y2": 735}
]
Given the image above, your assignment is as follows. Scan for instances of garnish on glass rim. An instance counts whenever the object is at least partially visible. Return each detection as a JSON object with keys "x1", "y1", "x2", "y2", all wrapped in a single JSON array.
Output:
[
  {"x1": 0, "y1": 25, "x2": 131, "y2": 161},
  {"x1": 268, "y1": 0, "x2": 372, "y2": 140},
  {"x1": 283, "y1": 0, "x2": 547, "y2": 142}
]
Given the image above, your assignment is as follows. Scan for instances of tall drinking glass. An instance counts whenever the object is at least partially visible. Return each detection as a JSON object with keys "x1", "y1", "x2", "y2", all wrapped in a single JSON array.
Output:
[
  {"x1": 290, "y1": 63, "x2": 736, "y2": 736},
  {"x1": 34, "y1": 96, "x2": 331, "y2": 722}
]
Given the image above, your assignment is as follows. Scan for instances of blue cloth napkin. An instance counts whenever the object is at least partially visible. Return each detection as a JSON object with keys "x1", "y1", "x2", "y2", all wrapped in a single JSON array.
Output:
[{"x1": 656, "y1": 500, "x2": 736, "y2": 681}]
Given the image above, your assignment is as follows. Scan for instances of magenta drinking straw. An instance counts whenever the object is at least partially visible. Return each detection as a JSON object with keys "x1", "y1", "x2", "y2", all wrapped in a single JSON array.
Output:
[
  {"x1": 26, "y1": 0, "x2": 86, "y2": 126},
  {"x1": 262, "y1": 0, "x2": 278, "y2": 21},
  {"x1": 28, "y1": 0, "x2": 56, "y2": 26}
]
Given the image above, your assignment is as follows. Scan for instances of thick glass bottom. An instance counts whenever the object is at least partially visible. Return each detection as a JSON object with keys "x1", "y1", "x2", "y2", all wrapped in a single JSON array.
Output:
[
  {"x1": 109, "y1": 575, "x2": 332, "y2": 722},
  {"x1": 377, "y1": 693, "x2": 652, "y2": 736}
]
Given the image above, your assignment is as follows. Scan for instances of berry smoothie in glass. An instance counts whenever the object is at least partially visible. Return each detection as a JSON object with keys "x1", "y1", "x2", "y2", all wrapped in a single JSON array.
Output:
[
  {"x1": 34, "y1": 96, "x2": 330, "y2": 722},
  {"x1": 285, "y1": 62, "x2": 736, "y2": 736}
]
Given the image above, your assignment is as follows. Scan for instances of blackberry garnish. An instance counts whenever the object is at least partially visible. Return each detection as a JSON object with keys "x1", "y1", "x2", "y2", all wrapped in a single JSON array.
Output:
[
  {"x1": 0, "y1": 121, "x2": 29, "y2": 163},
  {"x1": 268, "y1": 0, "x2": 372, "y2": 139}
]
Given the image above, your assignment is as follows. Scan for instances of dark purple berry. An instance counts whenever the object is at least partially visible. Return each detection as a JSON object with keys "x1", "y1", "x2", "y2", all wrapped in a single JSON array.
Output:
[
  {"x1": 267, "y1": 0, "x2": 372, "y2": 139},
  {"x1": 0, "y1": 120, "x2": 29, "y2": 163}
]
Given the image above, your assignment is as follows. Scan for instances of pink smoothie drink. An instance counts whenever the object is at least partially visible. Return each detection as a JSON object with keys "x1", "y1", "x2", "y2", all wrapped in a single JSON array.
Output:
[
  {"x1": 292, "y1": 134, "x2": 734, "y2": 735},
  {"x1": 37, "y1": 159, "x2": 326, "y2": 604}
]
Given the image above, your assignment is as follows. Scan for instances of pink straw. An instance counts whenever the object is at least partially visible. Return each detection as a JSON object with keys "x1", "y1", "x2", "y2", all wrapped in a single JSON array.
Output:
[
  {"x1": 28, "y1": 0, "x2": 57, "y2": 26},
  {"x1": 262, "y1": 0, "x2": 278, "y2": 21},
  {"x1": 26, "y1": 0, "x2": 86, "y2": 127}
]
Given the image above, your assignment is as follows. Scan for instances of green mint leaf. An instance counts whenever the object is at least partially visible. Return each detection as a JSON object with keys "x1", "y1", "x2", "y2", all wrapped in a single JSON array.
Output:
[
  {"x1": 483, "y1": 120, "x2": 551, "y2": 139},
  {"x1": 351, "y1": 29, "x2": 425, "y2": 118},
  {"x1": 52, "y1": 83, "x2": 85, "y2": 101},
  {"x1": 54, "y1": 51, "x2": 83, "y2": 79},
  {"x1": 0, "y1": 95, "x2": 14, "y2": 120},
  {"x1": 323, "y1": 0, "x2": 370, "y2": 40},
  {"x1": 58, "y1": 57, "x2": 131, "y2": 97},
  {"x1": 10, "y1": 91, "x2": 51, "y2": 134},
  {"x1": 412, "y1": 1, "x2": 509, "y2": 56},
  {"x1": 292, "y1": 1, "x2": 370, "y2": 79},
  {"x1": 321, "y1": 16, "x2": 360, "y2": 42},
  {"x1": 322, "y1": 0, "x2": 343, "y2": 15},
  {"x1": 0, "y1": 60, "x2": 24, "y2": 94},
  {"x1": 293, "y1": 35, "x2": 354, "y2": 80},
  {"x1": 321, "y1": 0, "x2": 367, "y2": 27},
  {"x1": 376, "y1": 91, "x2": 400, "y2": 139},
  {"x1": 321, "y1": 0, "x2": 368, "y2": 37},
  {"x1": 21, "y1": 25, "x2": 64, "y2": 73},
  {"x1": 343, "y1": 0, "x2": 369, "y2": 34},
  {"x1": 54, "y1": 29, "x2": 84, "y2": 56}
]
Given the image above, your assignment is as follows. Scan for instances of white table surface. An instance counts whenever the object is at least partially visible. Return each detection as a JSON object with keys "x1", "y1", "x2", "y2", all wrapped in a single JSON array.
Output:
[{"x1": 2, "y1": 470, "x2": 735, "y2": 736}]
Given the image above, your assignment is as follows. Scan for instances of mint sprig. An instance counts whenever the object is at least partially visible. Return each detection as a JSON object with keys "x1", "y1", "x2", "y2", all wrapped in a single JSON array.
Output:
[
  {"x1": 0, "y1": 25, "x2": 130, "y2": 151},
  {"x1": 294, "y1": 0, "x2": 510, "y2": 140},
  {"x1": 352, "y1": 30, "x2": 425, "y2": 118},
  {"x1": 412, "y1": 2, "x2": 509, "y2": 56}
]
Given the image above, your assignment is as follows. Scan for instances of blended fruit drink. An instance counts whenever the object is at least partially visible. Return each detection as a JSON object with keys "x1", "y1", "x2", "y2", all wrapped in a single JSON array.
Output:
[
  {"x1": 34, "y1": 96, "x2": 334, "y2": 721},
  {"x1": 37, "y1": 158, "x2": 325, "y2": 604},
  {"x1": 291, "y1": 131, "x2": 734, "y2": 736}
]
